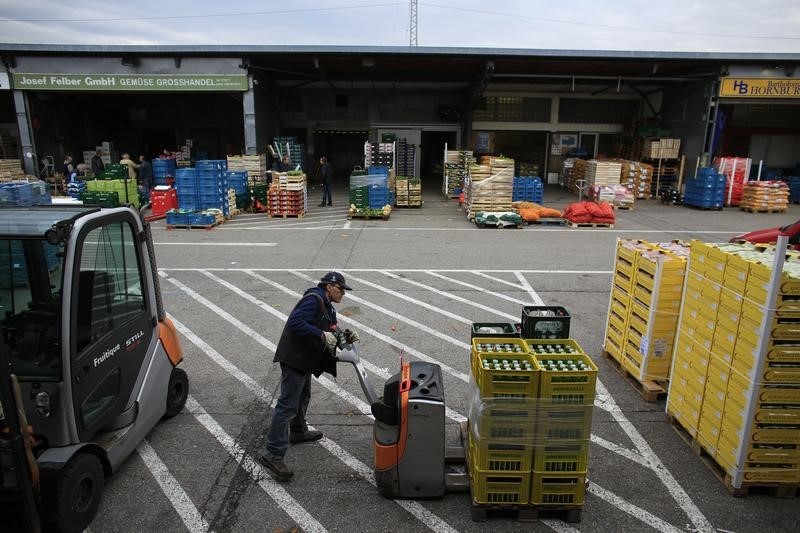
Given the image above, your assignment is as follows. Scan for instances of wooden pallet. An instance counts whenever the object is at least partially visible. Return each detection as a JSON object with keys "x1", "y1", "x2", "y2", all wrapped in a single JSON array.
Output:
[
  {"x1": 347, "y1": 213, "x2": 390, "y2": 220},
  {"x1": 612, "y1": 205, "x2": 634, "y2": 210},
  {"x1": 268, "y1": 212, "x2": 305, "y2": 218},
  {"x1": 740, "y1": 207, "x2": 787, "y2": 214},
  {"x1": 526, "y1": 218, "x2": 566, "y2": 226},
  {"x1": 668, "y1": 414, "x2": 800, "y2": 498},
  {"x1": 165, "y1": 221, "x2": 220, "y2": 230},
  {"x1": 394, "y1": 203, "x2": 422, "y2": 208},
  {"x1": 684, "y1": 204, "x2": 723, "y2": 211},
  {"x1": 567, "y1": 221, "x2": 614, "y2": 229},
  {"x1": 601, "y1": 351, "x2": 667, "y2": 402},
  {"x1": 470, "y1": 502, "x2": 582, "y2": 523}
]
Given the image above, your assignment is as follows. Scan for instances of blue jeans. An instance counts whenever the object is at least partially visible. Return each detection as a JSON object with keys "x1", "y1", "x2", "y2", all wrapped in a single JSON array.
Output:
[
  {"x1": 263, "y1": 363, "x2": 312, "y2": 460},
  {"x1": 321, "y1": 183, "x2": 332, "y2": 205}
]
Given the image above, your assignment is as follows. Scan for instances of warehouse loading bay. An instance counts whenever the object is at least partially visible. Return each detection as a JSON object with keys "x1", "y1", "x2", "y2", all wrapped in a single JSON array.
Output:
[{"x1": 80, "y1": 188, "x2": 798, "y2": 533}]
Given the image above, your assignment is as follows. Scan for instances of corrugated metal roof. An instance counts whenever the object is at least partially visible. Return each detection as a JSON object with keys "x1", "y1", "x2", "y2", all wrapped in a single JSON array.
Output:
[{"x1": 0, "y1": 43, "x2": 799, "y2": 61}]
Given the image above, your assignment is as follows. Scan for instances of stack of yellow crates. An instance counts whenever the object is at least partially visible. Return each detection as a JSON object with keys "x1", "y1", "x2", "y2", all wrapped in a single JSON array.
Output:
[
  {"x1": 669, "y1": 240, "x2": 800, "y2": 489},
  {"x1": 468, "y1": 336, "x2": 597, "y2": 509},
  {"x1": 527, "y1": 339, "x2": 596, "y2": 507},
  {"x1": 469, "y1": 337, "x2": 539, "y2": 505},
  {"x1": 603, "y1": 239, "x2": 688, "y2": 384}
]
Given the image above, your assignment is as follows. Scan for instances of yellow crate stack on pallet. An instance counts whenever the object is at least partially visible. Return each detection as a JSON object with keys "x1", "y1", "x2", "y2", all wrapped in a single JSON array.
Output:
[
  {"x1": 468, "y1": 336, "x2": 597, "y2": 509},
  {"x1": 603, "y1": 239, "x2": 688, "y2": 385},
  {"x1": 469, "y1": 337, "x2": 539, "y2": 504},
  {"x1": 669, "y1": 240, "x2": 800, "y2": 489},
  {"x1": 527, "y1": 339, "x2": 596, "y2": 507}
]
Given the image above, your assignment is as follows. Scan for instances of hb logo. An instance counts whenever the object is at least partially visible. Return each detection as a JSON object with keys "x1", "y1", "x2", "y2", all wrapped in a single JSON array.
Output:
[{"x1": 733, "y1": 80, "x2": 749, "y2": 94}]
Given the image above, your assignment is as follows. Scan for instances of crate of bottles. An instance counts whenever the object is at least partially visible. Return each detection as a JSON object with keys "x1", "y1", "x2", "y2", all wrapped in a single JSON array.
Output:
[
  {"x1": 469, "y1": 467, "x2": 531, "y2": 505},
  {"x1": 528, "y1": 342, "x2": 597, "y2": 403},
  {"x1": 471, "y1": 338, "x2": 540, "y2": 399},
  {"x1": 471, "y1": 322, "x2": 519, "y2": 339},
  {"x1": 521, "y1": 306, "x2": 571, "y2": 339},
  {"x1": 533, "y1": 441, "x2": 589, "y2": 474},
  {"x1": 530, "y1": 473, "x2": 587, "y2": 505},
  {"x1": 468, "y1": 430, "x2": 533, "y2": 473}
]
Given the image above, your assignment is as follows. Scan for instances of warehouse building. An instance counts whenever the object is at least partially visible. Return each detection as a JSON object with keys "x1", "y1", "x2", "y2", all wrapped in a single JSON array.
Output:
[{"x1": 1, "y1": 45, "x2": 799, "y2": 188}]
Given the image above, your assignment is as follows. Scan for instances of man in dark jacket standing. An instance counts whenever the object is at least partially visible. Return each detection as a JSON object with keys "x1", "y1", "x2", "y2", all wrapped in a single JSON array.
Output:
[
  {"x1": 90, "y1": 150, "x2": 105, "y2": 175},
  {"x1": 260, "y1": 271, "x2": 359, "y2": 481},
  {"x1": 138, "y1": 155, "x2": 153, "y2": 195},
  {"x1": 319, "y1": 155, "x2": 333, "y2": 207}
]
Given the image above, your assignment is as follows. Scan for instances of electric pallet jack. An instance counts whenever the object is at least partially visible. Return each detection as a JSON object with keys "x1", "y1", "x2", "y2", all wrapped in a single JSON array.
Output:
[{"x1": 335, "y1": 336, "x2": 469, "y2": 498}]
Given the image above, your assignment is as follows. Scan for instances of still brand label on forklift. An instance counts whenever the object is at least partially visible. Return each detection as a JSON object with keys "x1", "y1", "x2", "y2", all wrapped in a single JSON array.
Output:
[
  {"x1": 126, "y1": 330, "x2": 145, "y2": 351},
  {"x1": 94, "y1": 343, "x2": 121, "y2": 367}
]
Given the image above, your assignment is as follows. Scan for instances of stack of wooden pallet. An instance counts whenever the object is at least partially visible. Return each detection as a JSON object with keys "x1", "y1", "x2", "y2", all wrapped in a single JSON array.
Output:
[
  {"x1": 0, "y1": 159, "x2": 25, "y2": 182},
  {"x1": 396, "y1": 177, "x2": 422, "y2": 207},
  {"x1": 467, "y1": 158, "x2": 514, "y2": 220},
  {"x1": 739, "y1": 181, "x2": 789, "y2": 213},
  {"x1": 227, "y1": 154, "x2": 268, "y2": 185},
  {"x1": 585, "y1": 161, "x2": 622, "y2": 187}
]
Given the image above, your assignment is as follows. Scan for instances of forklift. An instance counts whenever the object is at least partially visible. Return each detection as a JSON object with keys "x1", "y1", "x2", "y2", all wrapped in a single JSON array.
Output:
[{"x1": 0, "y1": 205, "x2": 188, "y2": 532}]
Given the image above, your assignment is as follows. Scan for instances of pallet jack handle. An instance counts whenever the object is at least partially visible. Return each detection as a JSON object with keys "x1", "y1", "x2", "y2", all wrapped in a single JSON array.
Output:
[{"x1": 336, "y1": 343, "x2": 381, "y2": 407}]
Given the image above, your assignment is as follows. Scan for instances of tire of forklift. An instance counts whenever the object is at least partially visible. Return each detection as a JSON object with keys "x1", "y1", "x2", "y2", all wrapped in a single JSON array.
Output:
[
  {"x1": 164, "y1": 367, "x2": 189, "y2": 418},
  {"x1": 56, "y1": 453, "x2": 104, "y2": 533}
]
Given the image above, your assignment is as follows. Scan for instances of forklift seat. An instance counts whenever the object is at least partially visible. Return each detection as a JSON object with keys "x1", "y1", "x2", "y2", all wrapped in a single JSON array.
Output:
[{"x1": 76, "y1": 270, "x2": 115, "y2": 350}]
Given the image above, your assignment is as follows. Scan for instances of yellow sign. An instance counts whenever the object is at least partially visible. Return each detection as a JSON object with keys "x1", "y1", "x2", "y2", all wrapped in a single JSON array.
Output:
[{"x1": 720, "y1": 78, "x2": 800, "y2": 98}]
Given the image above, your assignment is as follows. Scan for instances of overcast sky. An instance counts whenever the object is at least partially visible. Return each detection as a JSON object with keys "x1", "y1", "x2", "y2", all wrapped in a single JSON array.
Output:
[{"x1": 0, "y1": 0, "x2": 799, "y2": 53}]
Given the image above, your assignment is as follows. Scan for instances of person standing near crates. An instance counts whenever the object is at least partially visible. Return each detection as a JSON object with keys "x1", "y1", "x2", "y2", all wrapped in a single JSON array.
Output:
[
  {"x1": 138, "y1": 155, "x2": 153, "y2": 197},
  {"x1": 259, "y1": 272, "x2": 359, "y2": 482},
  {"x1": 319, "y1": 155, "x2": 333, "y2": 206},
  {"x1": 120, "y1": 153, "x2": 139, "y2": 180}
]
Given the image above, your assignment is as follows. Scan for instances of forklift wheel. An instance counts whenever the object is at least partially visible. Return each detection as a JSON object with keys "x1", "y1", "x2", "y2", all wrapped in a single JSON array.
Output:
[
  {"x1": 164, "y1": 367, "x2": 189, "y2": 418},
  {"x1": 57, "y1": 453, "x2": 104, "y2": 533}
]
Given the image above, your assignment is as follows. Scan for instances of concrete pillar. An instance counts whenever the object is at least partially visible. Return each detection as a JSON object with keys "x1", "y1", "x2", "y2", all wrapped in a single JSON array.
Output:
[
  {"x1": 243, "y1": 73, "x2": 257, "y2": 155},
  {"x1": 13, "y1": 90, "x2": 37, "y2": 175}
]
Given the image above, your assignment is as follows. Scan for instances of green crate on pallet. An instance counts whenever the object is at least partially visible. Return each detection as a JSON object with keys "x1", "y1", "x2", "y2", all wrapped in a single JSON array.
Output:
[
  {"x1": 530, "y1": 473, "x2": 587, "y2": 505},
  {"x1": 471, "y1": 322, "x2": 519, "y2": 339}
]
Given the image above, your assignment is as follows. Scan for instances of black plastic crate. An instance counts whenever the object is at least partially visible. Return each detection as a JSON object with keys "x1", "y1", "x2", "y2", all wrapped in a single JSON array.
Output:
[
  {"x1": 521, "y1": 306, "x2": 570, "y2": 339},
  {"x1": 471, "y1": 322, "x2": 519, "y2": 339}
]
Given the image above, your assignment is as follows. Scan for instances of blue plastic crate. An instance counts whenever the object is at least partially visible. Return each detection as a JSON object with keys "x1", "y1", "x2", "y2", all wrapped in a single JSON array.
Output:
[
  {"x1": 187, "y1": 213, "x2": 216, "y2": 226},
  {"x1": 195, "y1": 160, "x2": 227, "y2": 172},
  {"x1": 166, "y1": 212, "x2": 189, "y2": 225}
]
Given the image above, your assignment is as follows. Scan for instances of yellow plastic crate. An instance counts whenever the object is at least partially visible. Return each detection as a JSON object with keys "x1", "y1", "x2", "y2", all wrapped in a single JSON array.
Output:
[
  {"x1": 742, "y1": 465, "x2": 800, "y2": 484},
  {"x1": 470, "y1": 466, "x2": 531, "y2": 504},
  {"x1": 470, "y1": 405, "x2": 537, "y2": 441},
  {"x1": 472, "y1": 338, "x2": 540, "y2": 399},
  {"x1": 604, "y1": 333, "x2": 623, "y2": 362},
  {"x1": 530, "y1": 473, "x2": 586, "y2": 505},
  {"x1": 750, "y1": 425, "x2": 800, "y2": 445},
  {"x1": 745, "y1": 444, "x2": 800, "y2": 464},
  {"x1": 532, "y1": 347, "x2": 598, "y2": 404},
  {"x1": 712, "y1": 324, "x2": 738, "y2": 357},
  {"x1": 536, "y1": 405, "x2": 593, "y2": 441},
  {"x1": 533, "y1": 441, "x2": 589, "y2": 474},
  {"x1": 468, "y1": 431, "x2": 534, "y2": 472}
]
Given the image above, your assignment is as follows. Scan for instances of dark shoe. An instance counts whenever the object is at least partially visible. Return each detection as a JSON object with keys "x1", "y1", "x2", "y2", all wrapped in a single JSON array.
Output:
[
  {"x1": 327, "y1": 203, "x2": 332, "y2": 206},
  {"x1": 318, "y1": 202, "x2": 326, "y2": 207},
  {"x1": 258, "y1": 455, "x2": 293, "y2": 481},
  {"x1": 289, "y1": 430, "x2": 323, "y2": 444}
]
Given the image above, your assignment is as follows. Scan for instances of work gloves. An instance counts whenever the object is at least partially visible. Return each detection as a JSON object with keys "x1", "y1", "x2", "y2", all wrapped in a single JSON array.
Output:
[
  {"x1": 323, "y1": 331, "x2": 338, "y2": 352},
  {"x1": 345, "y1": 329, "x2": 360, "y2": 343}
]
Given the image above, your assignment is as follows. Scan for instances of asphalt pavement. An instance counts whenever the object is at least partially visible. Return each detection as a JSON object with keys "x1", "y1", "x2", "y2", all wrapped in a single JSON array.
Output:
[{"x1": 88, "y1": 181, "x2": 800, "y2": 533}]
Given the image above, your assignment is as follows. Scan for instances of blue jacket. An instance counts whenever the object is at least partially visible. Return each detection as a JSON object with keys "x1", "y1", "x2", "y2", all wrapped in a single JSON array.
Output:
[{"x1": 273, "y1": 286, "x2": 338, "y2": 377}]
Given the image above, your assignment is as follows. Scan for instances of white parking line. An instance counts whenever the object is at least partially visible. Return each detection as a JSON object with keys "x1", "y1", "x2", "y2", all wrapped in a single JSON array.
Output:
[
  {"x1": 177, "y1": 269, "x2": 686, "y2": 532},
  {"x1": 425, "y1": 271, "x2": 532, "y2": 308},
  {"x1": 185, "y1": 396, "x2": 327, "y2": 533},
  {"x1": 381, "y1": 270, "x2": 519, "y2": 320},
  {"x1": 588, "y1": 482, "x2": 684, "y2": 533},
  {"x1": 154, "y1": 242, "x2": 278, "y2": 246},
  {"x1": 171, "y1": 317, "x2": 460, "y2": 533},
  {"x1": 136, "y1": 439, "x2": 211, "y2": 533}
]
